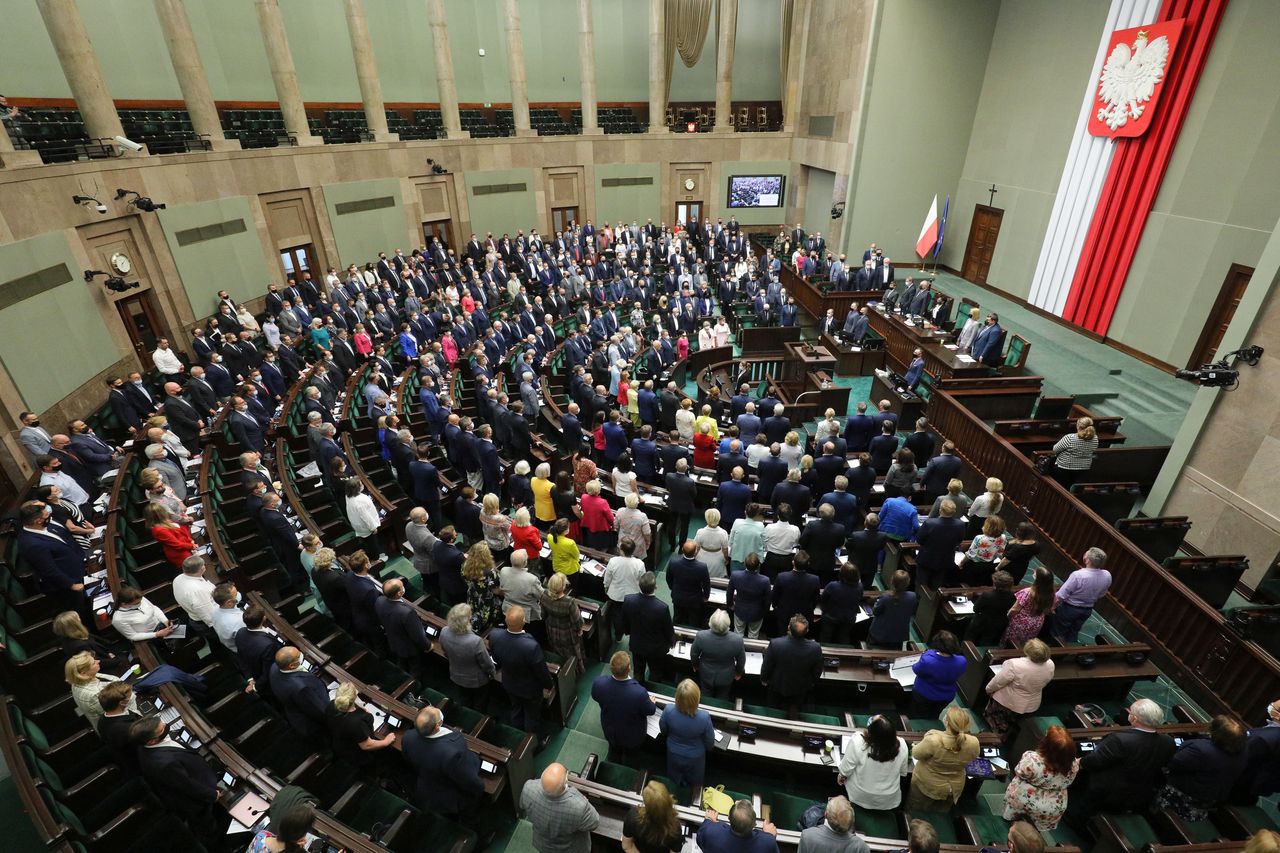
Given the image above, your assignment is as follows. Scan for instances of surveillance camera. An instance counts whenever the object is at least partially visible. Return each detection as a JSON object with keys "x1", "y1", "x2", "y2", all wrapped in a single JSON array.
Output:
[
  {"x1": 113, "y1": 135, "x2": 144, "y2": 152},
  {"x1": 95, "y1": 202, "x2": 108, "y2": 214},
  {"x1": 1175, "y1": 365, "x2": 1240, "y2": 388}
]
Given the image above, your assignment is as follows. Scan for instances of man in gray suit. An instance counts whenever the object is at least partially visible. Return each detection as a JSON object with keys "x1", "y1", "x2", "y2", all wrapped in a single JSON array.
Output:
[
  {"x1": 18, "y1": 412, "x2": 52, "y2": 459},
  {"x1": 404, "y1": 508, "x2": 439, "y2": 602},
  {"x1": 144, "y1": 442, "x2": 187, "y2": 501},
  {"x1": 690, "y1": 608, "x2": 746, "y2": 701}
]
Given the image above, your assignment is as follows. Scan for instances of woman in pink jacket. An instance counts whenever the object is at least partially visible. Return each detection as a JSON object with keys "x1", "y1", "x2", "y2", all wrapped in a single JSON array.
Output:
[
  {"x1": 441, "y1": 331, "x2": 459, "y2": 367},
  {"x1": 983, "y1": 638, "x2": 1055, "y2": 742}
]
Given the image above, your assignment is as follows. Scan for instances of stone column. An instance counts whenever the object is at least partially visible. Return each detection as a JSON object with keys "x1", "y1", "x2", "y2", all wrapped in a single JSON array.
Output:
[
  {"x1": 427, "y1": 0, "x2": 468, "y2": 139},
  {"x1": 35, "y1": 0, "x2": 128, "y2": 147},
  {"x1": 253, "y1": 0, "x2": 321, "y2": 146},
  {"x1": 713, "y1": 0, "x2": 738, "y2": 132},
  {"x1": 577, "y1": 0, "x2": 600, "y2": 134},
  {"x1": 782, "y1": 0, "x2": 811, "y2": 134},
  {"x1": 648, "y1": 0, "x2": 667, "y2": 132},
  {"x1": 342, "y1": 0, "x2": 397, "y2": 141},
  {"x1": 502, "y1": 0, "x2": 535, "y2": 137},
  {"x1": 153, "y1": 0, "x2": 239, "y2": 150}
]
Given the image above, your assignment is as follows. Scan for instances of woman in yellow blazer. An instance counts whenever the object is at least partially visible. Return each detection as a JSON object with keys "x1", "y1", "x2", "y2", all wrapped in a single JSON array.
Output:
[
  {"x1": 547, "y1": 518, "x2": 581, "y2": 575},
  {"x1": 907, "y1": 706, "x2": 981, "y2": 811}
]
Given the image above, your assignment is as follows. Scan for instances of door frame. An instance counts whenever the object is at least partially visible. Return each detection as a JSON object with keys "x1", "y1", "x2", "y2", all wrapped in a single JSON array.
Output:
[
  {"x1": 551, "y1": 206, "x2": 579, "y2": 235},
  {"x1": 961, "y1": 204, "x2": 1003, "y2": 285},
  {"x1": 675, "y1": 201, "x2": 703, "y2": 230},
  {"x1": 115, "y1": 290, "x2": 169, "y2": 369},
  {"x1": 1184, "y1": 262, "x2": 1254, "y2": 369},
  {"x1": 423, "y1": 219, "x2": 455, "y2": 251},
  {"x1": 279, "y1": 244, "x2": 315, "y2": 282}
]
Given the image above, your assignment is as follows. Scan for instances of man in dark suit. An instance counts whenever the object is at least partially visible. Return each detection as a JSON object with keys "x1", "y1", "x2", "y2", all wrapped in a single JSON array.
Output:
[
  {"x1": 799, "y1": 504, "x2": 848, "y2": 584},
  {"x1": 17, "y1": 501, "x2": 91, "y2": 626},
  {"x1": 735, "y1": 403, "x2": 762, "y2": 441},
  {"x1": 668, "y1": 541, "x2": 711, "y2": 629},
  {"x1": 375, "y1": 578, "x2": 432, "y2": 677},
  {"x1": 476, "y1": 426, "x2": 504, "y2": 497},
  {"x1": 915, "y1": 500, "x2": 967, "y2": 589},
  {"x1": 343, "y1": 555, "x2": 385, "y2": 649},
  {"x1": 771, "y1": 469, "x2": 812, "y2": 518},
  {"x1": 560, "y1": 403, "x2": 585, "y2": 454},
  {"x1": 402, "y1": 705, "x2": 486, "y2": 821},
  {"x1": 229, "y1": 396, "x2": 265, "y2": 452},
  {"x1": 590, "y1": 651, "x2": 657, "y2": 764},
  {"x1": 772, "y1": 554, "x2": 821, "y2": 626},
  {"x1": 96, "y1": 683, "x2": 142, "y2": 774},
  {"x1": 762, "y1": 405, "x2": 791, "y2": 445},
  {"x1": 268, "y1": 646, "x2": 329, "y2": 739},
  {"x1": 433, "y1": 527, "x2": 468, "y2": 606},
  {"x1": 132, "y1": 715, "x2": 225, "y2": 843},
  {"x1": 409, "y1": 445, "x2": 442, "y2": 524},
  {"x1": 904, "y1": 418, "x2": 936, "y2": 463},
  {"x1": 659, "y1": 382, "x2": 680, "y2": 432},
  {"x1": 259, "y1": 494, "x2": 308, "y2": 594},
  {"x1": 122, "y1": 371, "x2": 158, "y2": 419},
  {"x1": 760, "y1": 614, "x2": 823, "y2": 715},
  {"x1": 47, "y1": 435, "x2": 96, "y2": 497},
  {"x1": 1068, "y1": 698, "x2": 1176, "y2": 824},
  {"x1": 716, "y1": 440, "x2": 749, "y2": 483},
  {"x1": 970, "y1": 313, "x2": 1005, "y2": 367},
  {"x1": 663, "y1": 458, "x2": 698, "y2": 549},
  {"x1": 755, "y1": 445, "x2": 788, "y2": 505},
  {"x1": 715, "y1": 468, "x2": 752, "y2": 534},
  {"x1": 903, "y1": 349, "x2": 927, "y2": 391},
  {"x1": 389, "y1": 428, "x2": 416, "y2": 495},
  {"x1": 107, "y1": 376, "x2": 144, "y2": 432},
  {"x1": 234, "y1": 605, "x2": 284, "y2": 696},
  {"x1": 843, "y1": 402, "x2": 877, "y2": 453},
  {"x1": 811, "y1": 443, "x2": 847, "y2": 498},
  {"x1": 868, "y1": 420, "x2": 900, "y2": 474},
  {"x1": 622, "y1": 573, "x2": 675, "y2": 686},
  {"x1": 161, "y1": 381, "x2": 203, "y2": 451},
  {"x1": 919, "y1": 441, "x2": 962, "y2": 500},
  {"x1": 183, "y1": 367, "x2": 218, "y2": 417},
  {"x1": 488, "y1": 606, "x2": 553, "y2": 736},
  {"x1": 1233, "y1": 700, "x2": 1280, "y2": 804}
]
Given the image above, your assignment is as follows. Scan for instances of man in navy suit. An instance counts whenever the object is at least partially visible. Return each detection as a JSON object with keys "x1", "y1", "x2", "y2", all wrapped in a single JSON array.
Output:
[
  {"x1": 132, "y1": 715, "x2": 225, "y2": 843},
  {"x1": 668, "y1": 542, "x2": 712, "y2": 628},
  {"x1": 812, "y1": 443, "x2": 847, "y2": 498},
  {"x1": 375, "y1": 579, "x2": 432, "y2": 677},
  {"x1": 761, "y1": 614, "x2": 823, "y2": 715},
  {"x1": 67, "y1": 420, "x2": 117, "y2": 480},
  {"x1": 819, "y1": 476, "x2": 860, "y2": 533},
  {"x1": 409, "y1": 445, "x2": 442, "y2": 523},
  {"x1": 755, "y1": 445, "x2": 788, "y2": 505},
  {"x1": 903, "y1": 348, "x2": 927, "y2": 391},
  {"x1": 630, "y1": 426, "x2": 660, "y2": 485},
  {"x1": 477, "y1": 426, "x2": 504, "y2": 497},
  {"x1": 259, "y1": 494, "x2": 308, "y2": 594},
  {"x1": 762, "y1": 405, "x2": 791, "y2": 445},
  {"x1": 772, "y1": 555, "x2": 821, "y2": 626},
  {"x1": 771, "y1": 469, "x2": 812, "y2": 518},
  {"x1": 1232, "y1": 700, "x2": 1280, "y2": 804},
  {"x1": 970, "y1": 313, "x2": 1005, "y2": 367},
  {"x1": 560, "y1": 402, "x2": 585, "y2": 455},
  {"x1": 843, "y1": 402, "x2": 877, "y2": 453},
  {"x1": 919, "y1": 441, "x2": 962, "y2": 500},
  {"x1": 715, "y1": 468, "x2": 752, "y2": 534},
  {"x1": 17, "y1": 501, "x2": 91, "y2": 625},
  {"x1": 915, "y1": 499, "x2": 967, "y2": 589},
  {"x1": 268, "y1": 646, "x2": 329, "y2": 740},
  {"x1": 234, "y1": 605, "x2": 284, "y2": 696},
  {"x1": 590, "y1": 651, "x2": 657, "y2": 763},
  {"x1": 622, "y1": 573, "x2": 675, "y2": 685},
  {"x1": 229, "y1": 395, "x2": 264, "y2": 452},
  {"x1": 402, "y1": 705, "x2": 487, "y2": 821},
  {"x1": 489, "y1": 606, "x2": 553, "y2": 736},
  {"x1": 736, "y1": 403, "x2": 762, "y2": 442}
]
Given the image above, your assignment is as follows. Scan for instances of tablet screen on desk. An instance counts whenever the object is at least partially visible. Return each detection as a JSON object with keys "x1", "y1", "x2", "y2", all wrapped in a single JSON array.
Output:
[{"x1": 480, "y1": 759, "x2": 498, "y2": 774}]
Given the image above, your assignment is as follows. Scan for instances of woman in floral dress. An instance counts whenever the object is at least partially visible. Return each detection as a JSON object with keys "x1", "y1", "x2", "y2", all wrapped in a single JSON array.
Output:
[
  {"x1": 540, "y1": 573, "x2": 584, "y2": 677},
  {"x1": 1001, "y1": 567, "x2": 1057, "y2": 648},
  {"x1": 1002, "y1": 725, "x2": 1079, "y2": 830},
  {"x1": 463, "y1": 543, "x2": 503, "y2": 632}
]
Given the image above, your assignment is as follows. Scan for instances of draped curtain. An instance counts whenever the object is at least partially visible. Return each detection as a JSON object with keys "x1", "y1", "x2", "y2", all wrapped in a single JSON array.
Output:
[
  {"x1": 780, "y1": 0, "x2": 794, "y2": 117},
  {"x1": 664, "y1": 0, "x2": 715, "y2": 99}
]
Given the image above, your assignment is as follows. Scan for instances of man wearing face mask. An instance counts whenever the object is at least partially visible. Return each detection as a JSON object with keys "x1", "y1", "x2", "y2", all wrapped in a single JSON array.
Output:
[
  {"x1": 229, "y1": 395, "x2": 265, "y2": 453},
  {"x1": 204, "y1": 354, "x2": 235, "y2": 400},
  {"x1": 269, "y1": 646, "x2": 329, "y2": 740},
  {"x1": 36, "y1": 455, "x2": 90, "y2": 511},
  {"x1": 211, "y1": 583, "x2": 244, "y2": 653},
  {"x1": 106, "y1": 376, "x2": 144, "y2": 433},
  {"x1": 123, "y1": 371, "x2": 158, "y2": 418},
  {"x1": 162, "y1": 382, "x2": 204, "y2": 452},
  {"x1": 173, "y1": 556, "x2": 218, "y2": 632},
  {"x1": 18, "y1": 411, "x2": 52, "y2": 458},
  {"x1": 17, "y1": 500, "x2": 92, "y2": 627}
]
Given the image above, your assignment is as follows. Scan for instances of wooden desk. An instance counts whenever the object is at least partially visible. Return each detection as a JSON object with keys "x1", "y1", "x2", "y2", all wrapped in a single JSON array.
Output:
[
  {"x1": 819, "y1": 333, "x2": 887, "y2": 376},
  {"x1": 957, "y1": 641, "x2": 1160, "y2": 708},
  {"x1": 871, "y1": 371, "x2": 925, "y2": 426},
  {"x1": 867, "y1": 307, "x2": 987, "y2": 378},
  {"x1": 782, "y1": 341, "x2": 836, "y2": 381}
]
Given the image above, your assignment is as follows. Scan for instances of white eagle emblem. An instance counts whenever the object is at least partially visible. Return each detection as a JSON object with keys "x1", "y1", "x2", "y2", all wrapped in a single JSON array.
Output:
[{"x1": 1097, "y1": 30, "x2": 1171, "y2": 131}]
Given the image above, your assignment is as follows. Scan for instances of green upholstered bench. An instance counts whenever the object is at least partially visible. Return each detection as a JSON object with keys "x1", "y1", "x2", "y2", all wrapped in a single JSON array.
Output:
[
  {"x1": 595, "y1": 760, "x2": 645, "y2": 792},
  {"x1": 855, "y1": 808, "x2": 904, "y2": 840}
]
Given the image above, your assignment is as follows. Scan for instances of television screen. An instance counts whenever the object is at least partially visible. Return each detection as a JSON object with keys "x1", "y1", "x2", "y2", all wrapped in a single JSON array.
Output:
[{"x1": 727, "y1": 175, "x2": 785, "y2": 208}]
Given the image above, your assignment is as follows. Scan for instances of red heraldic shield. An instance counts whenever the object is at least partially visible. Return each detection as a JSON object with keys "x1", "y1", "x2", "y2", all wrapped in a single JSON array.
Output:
[{"x1": 1088, "y1": 19, "x2": 1184, "y2": 138}]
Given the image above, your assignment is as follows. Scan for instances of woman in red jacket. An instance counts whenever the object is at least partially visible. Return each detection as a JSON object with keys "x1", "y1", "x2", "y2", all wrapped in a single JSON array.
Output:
[
  {"x1": 146, "y1": 502, "x2": 195, "y2": 569},
  {"x1": 692, "y1": 421, "x2": 717, "y2": 470},
  {"x1": 511, "y1": 507, "x2": 544, "y2": 560},
  {"x1": 578, "y1": 480, "x2": 616, "y2": 551}
]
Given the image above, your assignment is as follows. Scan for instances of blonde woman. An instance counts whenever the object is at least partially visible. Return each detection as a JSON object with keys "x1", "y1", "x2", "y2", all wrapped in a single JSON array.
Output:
[
  {"x1": 694, "y1": 508, "x2": 730, "y2": 579},
  {"x1": 967, "y1": 477, "x2": 1005, "y2": 537},
  {"x1": 659, "y1": 679, "x2": 715, "y2": 789},
  {"x1": 694, "y1": 404, "x2": 719, "y2": 441},
  {"x1": 462, "y1": 543, "x2": 503, "y2": 631},
  {"x1": 53, "y1": 611, "x2": 129, "y2": 675},
  {"x1": 479, "y1": 493, "x2": 513, "y2": 559},
  {"x1": 779, "y1": 431, "x2": 804, "y2": 470},
  {"x1": 1051, "y1": 417, "x2": 1099, "y2": 487},
  {"x1": 621, "y1": 779, "x2": 684, "y2": 853},
  {"x1": 984, "y1": 639, "x2": 1055, "y2": 740},
  {"x1": 675, "y1": 398, "x2": 695, "y2": 442},
  {"x1": 66, "y1": 651, "x2": 136, "y2": 731},
  {"x1": 956, "y1": 307, "x2": 982, "y2": 352},
  {"x1": 928, "y1": 478, "x2": 971, "y2": 518},
  {"x1": 816, "y1": 409, "x2": 841, "y2": 445},
  {"x1": 907, "y1": 707, "x2": 981, "y2": 811},
  {"x1": 540, "y1": 572, "x2": 584, "y2": 676},
  {"x1": 439, "y1": 603, "x2": 497, "y2": 710},
  {"x1": 614, "y1": 493, "x2": 652, "y2": 561},
  {"x1": 530, "y1": 463, "x2": 556, "y2": 529},
  {"x1": 324, "y1": 682, "x2": 395, "y2": 772}
]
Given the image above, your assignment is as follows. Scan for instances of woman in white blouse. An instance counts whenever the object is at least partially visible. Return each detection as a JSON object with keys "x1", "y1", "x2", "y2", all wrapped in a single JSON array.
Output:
[
  {"x1": 956, "y1": 307, "x2": 982, "y2": 353},
  {"x1": 675, "y1": 398, "x2": 696, "y2": 442},
  {"x1": 611, "y1": 454, "x2": 638, "y2": 500},
  {"x1": 110, "y1": 586, "x2": 174, "y2": 642},
  {"x1": 779, "y1": 431, "x2": 804, "y2": 470},
  {"x1": 613, "y1": 493, "x2": 652, "y2": 560},
  {"x1": 838, "y1": 715, "x2": 911, "y2": 811},
  {"x1": 697, "y1": 321, "x2": 716, "y2": 352},
  {"x1": 345, "y1": 477, "x2": 383, "y2": 557},
  {"x1": 694, "y1": 508, "x2": 731, "y2": 579},
  {"x1": 816, "y1": 410, "x2": 842, "y2": 446},
  {"x1": 713, "y1": 317, "x2": 731, "y2": 348},
  {"x1": 66, "y1": 652, "x2": 139, "y2": 731}
]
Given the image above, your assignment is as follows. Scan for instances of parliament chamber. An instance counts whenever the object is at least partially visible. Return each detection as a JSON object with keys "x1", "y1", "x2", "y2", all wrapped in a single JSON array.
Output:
[{"x1": 1, "y1": 1, "x2": 1280, "y2": 852}]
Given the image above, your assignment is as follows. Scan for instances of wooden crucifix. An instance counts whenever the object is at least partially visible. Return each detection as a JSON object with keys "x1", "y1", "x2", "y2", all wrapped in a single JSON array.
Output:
[{"x1": 987, "y1": 184, "x2": 999, "y2": 206}]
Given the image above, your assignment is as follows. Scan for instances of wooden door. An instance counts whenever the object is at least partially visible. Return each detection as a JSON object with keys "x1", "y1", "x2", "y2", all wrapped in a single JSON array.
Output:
[
  {"x1": 279, "y1": 244, "x2": 314, "y2": 282},
  {"x1": 551, "y1": 206, "x2": 579, "y2": 234},
  {"x1": 423, "y1": 219, "x2": 454, "y2": 251},
  {"x1": 1186, "y1": 263, "x2": 1253, "y2": 368},
  {"x1": 675, "y1": 201, "x2": 702, "y2": 230},
  {"x1": 116, "y1": 291, "x2": 167, "y2": 368},
  {"x1": 961, "y1": 205, "x2": 1003, "y2": 285}
]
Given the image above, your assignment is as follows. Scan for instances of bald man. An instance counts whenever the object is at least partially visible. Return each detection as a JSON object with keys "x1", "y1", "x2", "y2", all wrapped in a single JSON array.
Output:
[
  {"x1": 488, "y1": 605, "x2": 553, "y2": 737},
  {"x1": 519, "y1": 762, "x2": 600, "y2": 853},
  {"x1": 161, "y1": 381, "x2": 204, "y2": 451},
  {"x1": 401, "y1": 705, "x2": 486, "y2": 821},
  {"x1": 267, "y1": 645, "x2": 327, "y2": 740}
]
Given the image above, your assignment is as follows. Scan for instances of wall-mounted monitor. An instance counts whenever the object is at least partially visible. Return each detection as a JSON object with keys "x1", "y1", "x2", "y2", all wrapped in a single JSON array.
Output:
[{"x1": 727, "y1": 175, "x2": 785, "y2": 208}]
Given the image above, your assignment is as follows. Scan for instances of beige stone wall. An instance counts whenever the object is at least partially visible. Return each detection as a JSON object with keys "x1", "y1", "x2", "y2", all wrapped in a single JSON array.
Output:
[{"x1": 1163, "y1": 274, "x2": 1280, "y2": 587}]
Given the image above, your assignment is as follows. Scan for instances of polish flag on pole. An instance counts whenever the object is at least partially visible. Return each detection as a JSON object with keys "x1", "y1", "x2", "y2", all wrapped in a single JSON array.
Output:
[{"x1": 915, "y1": 194, "x2": 939, "y2": 258}]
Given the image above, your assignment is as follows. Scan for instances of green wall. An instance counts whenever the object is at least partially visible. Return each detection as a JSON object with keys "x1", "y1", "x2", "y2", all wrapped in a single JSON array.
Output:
[
  {"x1": 158, "y1": 197, "x2": 274, "y2": 315},
  {"x1": 802, "y1": 167, "x2": 836, "y2": 241},
  {"x1": 1107, "y1": 0, "x2": 1280, "y2": 366},
  {"x1": 937, "y1": 0, "x2": 1110, "y2": 297},
  {"x1": 464, "y1": 169, "x2": 538, "y2": 237},
  {"x1": 3, "y1": 0, "x2": 779, "y2": 105},
  {"x1": 846, "y1": 0, "x2": 999, "y2": 265},
  {"x1": 322, "y1": 180, "x2": 408, "y2": 268},
  {"x1": 0, "y1": 232, "x2": 121, "y2": 412},
  {"x1": 720, "y1": 160, "x2": 795, "y2": 226},
  {"x1": 595, "y1": 163, "x2": 662, "y2": 225}
]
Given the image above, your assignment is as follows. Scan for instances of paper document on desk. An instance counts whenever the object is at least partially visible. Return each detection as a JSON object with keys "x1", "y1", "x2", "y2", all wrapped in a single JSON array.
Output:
[
  {"x1": 581, "y1": 560, "x2": 606, "y2": 577},
  {"x1": 297, "y1": 461, "x2": 320, "y2": 479},
  {"x1": 168, "y1": 624, "x2": 188, "y2": 639},
  {"x1": 851, "y1": 346, "x2": 862, "y2": 352},
  {"x1": 641, "y1": 494, "x2": 665, "y2": 507},
  {"x1": 855, "y1": 608, "x2": 871, "y2": 624},
  {"x1": 944, "y1": 344, "x2": 959, "y2": 351},
  {"x1": 646, "y1": 710, "x2": 662, "y2": 739},
  {"x1": 744, "y1": 652, "x2": 764, "y2": 675},
  {"x1": 708, "y1": 588, "x2": 727, "y2": 605},
  {"x1": 951, "y1": 600, "x2": 975, "y2": 615},
  {"x1": 989, "y1": 663, "x2": 1004, "y2": 677},
  {"x1": 954, "y1": 551, "x2": 966, "y2": 566},
  {"x1": 956, "y1": 354, "x2": 976, "y2": 363},
  {"x1": 889, "y1": 653, "x2": 921, "y2": 688},
  {"x1": 670, "y1": 641, "x2": 692, "y2": 660},
  {"x1": 872, "y1": 484, "x2": 885, "y2": 493}
]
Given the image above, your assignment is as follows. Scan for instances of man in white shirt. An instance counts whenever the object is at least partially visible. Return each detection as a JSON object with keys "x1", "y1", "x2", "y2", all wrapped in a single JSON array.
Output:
[
  {"x1": 36, "y1": 455, "x2": 89, "y2": 508},
  {"x1": 152, "y1": 338, "x2": 185, "y2": 376},
  {"x1": 211, "y1": 583, "x2": 245, "y2": 652},
  {"x1": 173, "y1": 556, "x2": 218, "y2": 629}
]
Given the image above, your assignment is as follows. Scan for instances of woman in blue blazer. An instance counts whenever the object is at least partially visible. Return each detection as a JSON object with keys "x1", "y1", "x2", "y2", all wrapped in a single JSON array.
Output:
[{"x1": 659, "y1": 679, "x2": 716, "y2": 790}]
